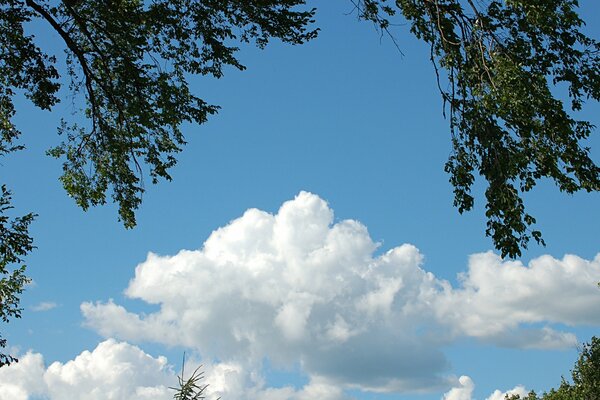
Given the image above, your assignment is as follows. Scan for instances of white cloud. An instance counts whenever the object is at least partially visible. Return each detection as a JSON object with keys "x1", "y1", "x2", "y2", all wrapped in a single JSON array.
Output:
[
  {"x1": 433, "y1": 252, "x2": 600, "y2": 347},
  {"x1": 0, "y1": 339, "x2": 337, "y2": 400},
  {"x1": 0, "y1": 339, "x2": 174, "y2": 400},
  {"x1": 0, "y1": 351, "x2": 46, "y2": 400},
  {"x1": 442, "y1": 376, "x2": 474, "y2": 400},
  {"x1": 80, "y1": 192, "x2": 600, "y2": 395},
  {"x1": 1, "y1": 342, "x2": 533, "y2": 400},
  {"x1": 486, "y1": 385, "x2": 528, "y2": 400},
  {"x1": 442, "y1": 376, "x2": 528, "y2": 400},
  {"x1": 31, "y1": 301, "x2": 58, "y2": 312}
]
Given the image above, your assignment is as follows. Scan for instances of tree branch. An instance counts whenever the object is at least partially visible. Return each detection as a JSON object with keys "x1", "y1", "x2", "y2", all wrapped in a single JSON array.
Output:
[{"x1": 25, "y1": 0, "x2": 99, "y2": 131}]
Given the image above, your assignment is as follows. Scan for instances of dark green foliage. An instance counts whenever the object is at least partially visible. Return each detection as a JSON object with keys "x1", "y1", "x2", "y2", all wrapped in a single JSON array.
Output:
[
  {"x1": 1, "y1": 0, "x2": 60, "y2": 150},
  {"x1": 3, "y1": 0, "x2": 598, "y2": 256},
  {"x1": 571, "y1": 337, "x2": 600, "y2": 399},
  {"x1": 17, "y1": 0, "x2": 317, "y2": 228},
  {"x1": 0, "y1": 186, "x2": 34, "y2": 367},
  {"x1": 506, "y1": 393, "x2": 541, "y2": 400},
  {"x1": 354, "y1": 0, "x2": 600, "y2": 257},
  {"x1": 505, "y1": 337, "x2": 600, "y2": 400}
]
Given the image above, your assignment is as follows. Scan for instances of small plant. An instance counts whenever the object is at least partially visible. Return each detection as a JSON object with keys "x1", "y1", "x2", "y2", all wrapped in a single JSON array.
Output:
[{"x1": 170, "y1": 354, "x2": 219, "y2": 400}]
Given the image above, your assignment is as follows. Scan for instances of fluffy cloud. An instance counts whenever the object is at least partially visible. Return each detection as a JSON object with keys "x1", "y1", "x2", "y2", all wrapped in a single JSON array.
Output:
[
  {"x1": 0, "y1": 338, "x2": 349, "y2": 400},
  {"x1": 433, "y1": 252, "x2": 600, "y2": 347},
  {"x1": 0, "y1": 351, "x2": 46, "y2": 400},
  {"x1": 0, "y1": 344, "x2": 529, "y2": 400},
  {"x1": 201, "y1": 364, "x2": 346, "y2": 400},
  {"x1": 0, "y1": 340, "x2": 174, "y2": 400},
  {"x1": 486, "y1": 385, "x2": 528, "y2": 400},
  {"x1": 81, "y1": 192, "x2": 600, "y2": 395},
  {"x1": 442, "y1": 376, "x2": 474, "y2": 400},
  {"x1": 442, "y1": 376, "x2": 528, "y2": 400}
]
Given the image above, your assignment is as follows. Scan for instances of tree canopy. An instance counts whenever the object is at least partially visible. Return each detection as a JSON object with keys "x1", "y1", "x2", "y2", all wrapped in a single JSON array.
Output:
[
  {"x1": 0, "y1": 186, "x2": 34, "y2": 367},
  {"x1": 3, "y1": 0, "x2": 318, "y2": 229},
  {"x1": 506, "y1": 336, "x2": 600, "y2": 399},
  {"x1": 1, "y1": 0, "x2": 599, "y2": 364},
  {"x1": 355, "y1": 0, "x2": 600, "y2": 258}
]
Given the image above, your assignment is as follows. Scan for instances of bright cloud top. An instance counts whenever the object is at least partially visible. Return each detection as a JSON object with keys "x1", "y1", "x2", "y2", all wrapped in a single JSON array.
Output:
[{"x1": 82, "y1": 192, "x2": 600, "y2": 395}]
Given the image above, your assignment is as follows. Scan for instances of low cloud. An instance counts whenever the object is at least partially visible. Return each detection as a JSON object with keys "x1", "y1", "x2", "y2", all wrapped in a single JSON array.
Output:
[
  {"x1": 0, "y1": 351, "x2": 46, "y2": 400},
  {"x1": 442, "y1": 376, "x2": 474, "y2": 400},
  {"x1": 486, "y1": 386, "x2": 529, "y2": 400},
  {"x1": 442, "y1": 376, "x2": 528, "y2": 400},
  {"x1": 433, "y1": 252, "x2": 600, "y2": 347},
  {"x1": 0, "y1": 344, "x2": 531, "y2": 400},
  {"x1": 0, "y1": 339, "x2": 347, "y2": 400},
  {"x1": 0, "y1": 340, "x2": 173, "y2": 400},
  {"x1": 79, "y1": 192, "x2": 600, "y2": 396}
]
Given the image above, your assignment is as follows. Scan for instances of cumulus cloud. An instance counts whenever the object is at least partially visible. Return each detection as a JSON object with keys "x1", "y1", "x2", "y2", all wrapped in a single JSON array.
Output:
[
  {"x1": 486, "y1": 385, "x2": 528, "y2": 400},
  {"x1": 433, "y1": 252, "x2": 600, "y2": 348},
  {"x1": 0, "y1": 351, "x2": 46, "y2": 400},
  {"x1": 80, "y1": 192, "x2": 600, "y2": 395},
  {"x1": 442, "y1": 376, "x2": 474, "y2": 400},
  {"x1": 0, "y1": 338, "x2": 350, "y2": 400},
  {"x1": 0, "y1": 339, "x2": 174, "y2": 400},
  {"x1": 442, "y1": 376, "x2": 528, "y2": 400},
  {"x1": 201, "y1": 363, "x2": 346, "y2": 400}
]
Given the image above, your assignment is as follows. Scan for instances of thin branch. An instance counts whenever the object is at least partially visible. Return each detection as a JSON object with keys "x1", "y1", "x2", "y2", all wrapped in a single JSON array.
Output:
[
  {"x1": 349, "y1": 0, "x2": 405, "y2": 56},
  {"x1": 25, "y1": 0, "x2": 98, "y2": 129}
]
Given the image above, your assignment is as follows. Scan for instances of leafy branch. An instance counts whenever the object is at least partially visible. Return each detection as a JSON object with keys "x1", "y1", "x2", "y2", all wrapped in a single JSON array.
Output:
[{"x1": 354, "y1": 0, "x2": 600, "y2": 257}]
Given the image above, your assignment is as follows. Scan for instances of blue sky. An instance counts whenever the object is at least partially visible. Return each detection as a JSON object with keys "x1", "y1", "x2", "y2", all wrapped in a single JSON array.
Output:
[{"x1": 2, "y1": 1, "x2": 600, "y2": 399}]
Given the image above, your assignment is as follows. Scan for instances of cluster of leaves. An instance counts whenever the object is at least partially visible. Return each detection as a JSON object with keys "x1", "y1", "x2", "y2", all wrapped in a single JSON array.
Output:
[
  {"x1": 0, "y1": 186, "x2": 34, "y2": 367},
  {"x1": 505, "y1": 337, "x2": 600, "y2": 399},
  {"x1": 170, "y1": 354, "x2": 218, "y2": 400},
  {"x1": 1, "y1": 0, "x2": 60, "y2": 145},
  {"x1": 9, "y1": 0, "x2": 318, "y2": 228},
  {"x1": 354, "y1": 0, "x2": 600, "y2": 258},
  {"x1": 171, "y1": 367, "x2": 209, "y2": 400}
]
